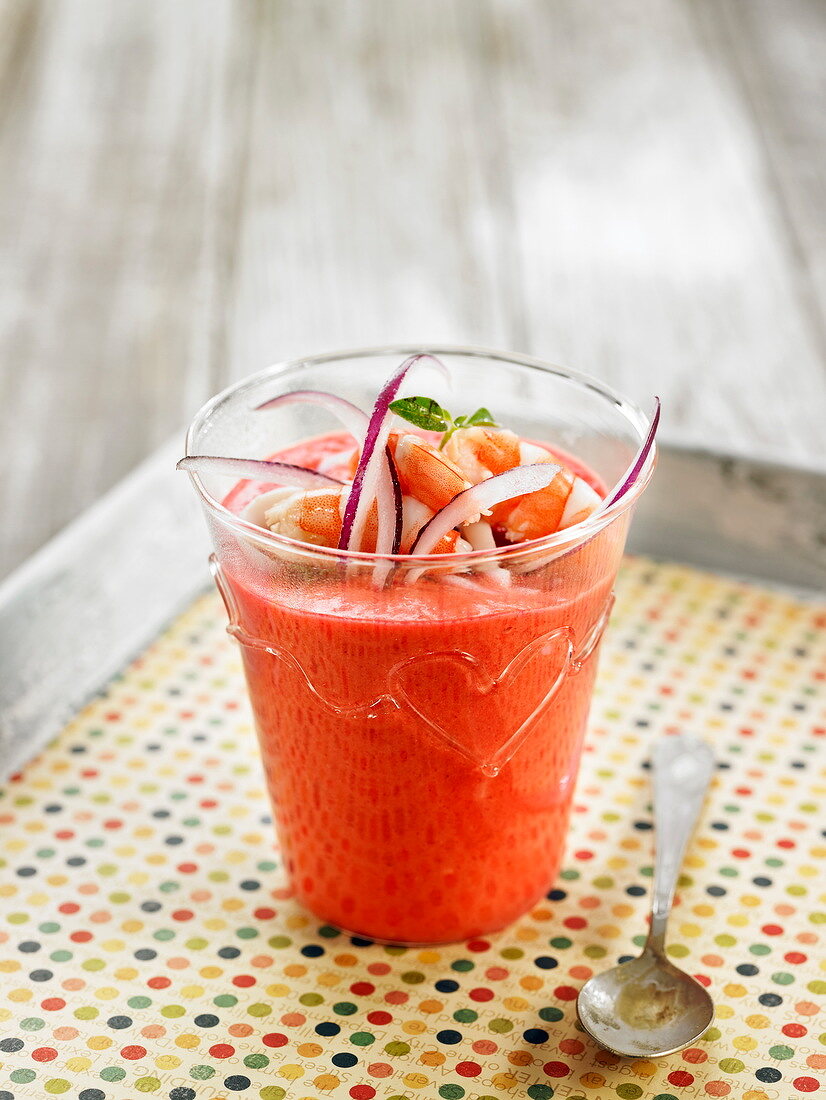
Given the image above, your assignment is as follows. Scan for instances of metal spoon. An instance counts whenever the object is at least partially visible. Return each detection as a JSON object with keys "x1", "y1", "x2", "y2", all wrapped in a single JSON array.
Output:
[{"x1": 576, "y1": 733, "x2": 716, "y2": 1057}]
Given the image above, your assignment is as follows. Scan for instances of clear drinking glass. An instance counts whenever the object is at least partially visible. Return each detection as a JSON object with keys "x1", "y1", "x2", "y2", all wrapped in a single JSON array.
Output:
[{"x1": 183, "y1": 346, "x2": 655, "y2": 944}]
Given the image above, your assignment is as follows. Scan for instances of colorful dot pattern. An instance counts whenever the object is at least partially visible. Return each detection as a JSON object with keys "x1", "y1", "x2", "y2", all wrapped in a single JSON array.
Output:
[{"x1": 0, "y1": 557, "x2": 824, "y2": 1100}]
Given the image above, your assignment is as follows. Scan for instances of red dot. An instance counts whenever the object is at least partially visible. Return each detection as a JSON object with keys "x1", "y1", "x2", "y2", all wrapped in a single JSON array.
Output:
[
  {"x1": 200, "y1": 798, "x2": 217, "y2": 808},
  {"x1": 455, "y1": 1061, "x2": 482, "y2": 1078},
  {"x1": 350, "y1": 982, "x2": 375, "y2": 996},
  {"x1": 187, "y1": 774, "x2": 204, "y2": 784},
  {"x1": 263, "y1": 1033, "x2": 288, "y2": 1047},
  {"x1": 731, "y1": 848, "x2": 750, "y2": 859},
  {"x1": 574, "y1": 849, "x2": 594, "y2": 860},
  {"x1": 762, "y1": 924, "x2": 784, "y2": 936},
  {"x1": 31, "y1": 1047, "x2": 58, "y2": 1062},
  {"x1": 794, "y1": 1079, "x2": 821, "y2": 1093},
  {"x1": 40, "y1": 999, "x2": 66, "y2": 1012},
  {"x1": 209, "y1": 1044, "x2": 235, "y2": 1058},
  {"x1": 70, "y1": 931, "x2": 92, "y2": 943},
  {"x1": 55, "y1": 830, "x2": 75, "y2": 840},
  {"x1": 786, "y1": 952, "x2": 808, "y2": 964},
  {"x1": 777, "y1": 838, "x2": 796, "y2": 849},
  {"x1": 172, "y1": 909, "x2": 194, "y2": 921},
  {"x1": 553, "y1": 986, "x2": 578, "y2": 1001},
  {"x1": 469, "y1": 988, "x2": 494, "y2": 1002},
  {"x1": 58, "y1": 903, "x2": 79, "y2": 914},
  {"x1": 367, "y1": 962, "x2": 391, "y2": 976},
  {"x1": 103, "y1": 819, "x2": 123, "y2": 830},
  {"x1": 563, "y1": 916, "x2": 587, "y2": 930},
  {"x1": 735, "y1": 787, "x2": 752, "y2": 796},
  {"x1": 784, "y1": 1024, "x2": 808, "y2": 1038},
  {"x1": 559, "y1": 1039, "x2": 584, "y2": 1055},
  {"x1": 254, "y1": 907, "x2": 276, "y2": 920},
  {"x1": 682, "y1": 1048, "x2": 708, "y2": 1064},
  {"x1": 350, "y1": 1088, "x2": 376, "y2": 1100},
  {"x1": 367, "y1": 1011, "x2": 392, "y2": 1025},
  {"x1": 147, "y1": 976, "x2": 171, "y2": 989},
  {"x1": 668, "y1": 1070, "x2": 695, "y2": 1086},
  {"x1": 693, "y1": 974, "x2": 712, "y2": 987},
  {"x1": 466, "y1": 939, "x2": 491, "y2": 952},
  {"x1": 177, "y1": 863, "x2": 198, "y2": 874},
  {"x1": 232, "y1": 975, "x2": 256, "y2": 988},
  {"x1": 543, "y1": 1061, "x2": 571, "y2": 1078},
  {"x1": 384, "y1": 991, "x2": 408, "y2": 1005},
  {"x1": 121, "y1": 1045, "x2": 146, "y2": 1060}
]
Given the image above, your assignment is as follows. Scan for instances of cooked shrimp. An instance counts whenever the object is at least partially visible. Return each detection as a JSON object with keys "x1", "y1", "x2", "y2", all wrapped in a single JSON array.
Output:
[
  {"x1": 497, "y1": 466, "x2": 576, "y2": 542},
  {"x1": 443, "y1": 427, "x2": 521, "y2": 482},
  {"x1": 400, "y1": 495, "x2": 472, "y2": 555},
  {"x1": 259, "y1": 487, "x2": 381, "y2": 551},
  {"x1": 558, "y1": 476, "x2": 602, "y2": 530},
  {"x1": 388, "y1": 432, "x2": 470, "y2": 512}
]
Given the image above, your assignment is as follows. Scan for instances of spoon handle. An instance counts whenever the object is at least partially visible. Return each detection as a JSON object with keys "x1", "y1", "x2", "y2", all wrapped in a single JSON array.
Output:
[{"x1": 648, "y1": 733, "x2": 715, "y2": 955}]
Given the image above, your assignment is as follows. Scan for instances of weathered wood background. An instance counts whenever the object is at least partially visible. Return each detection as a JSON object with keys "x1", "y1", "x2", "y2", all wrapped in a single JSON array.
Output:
[{"x1": 1, "y1": 0, "x2": 824, "y2": 579}]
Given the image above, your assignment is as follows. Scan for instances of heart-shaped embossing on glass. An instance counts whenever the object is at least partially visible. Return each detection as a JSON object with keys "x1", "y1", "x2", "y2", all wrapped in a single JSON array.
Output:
[{"x1": 388, "y1": 628, "x2": 576, "y2": 775}]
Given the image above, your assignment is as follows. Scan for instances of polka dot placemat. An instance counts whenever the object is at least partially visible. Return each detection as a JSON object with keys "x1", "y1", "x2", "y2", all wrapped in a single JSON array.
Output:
[{"x1": 0, "y1": 557, "x2": 824, "y2": 1100}]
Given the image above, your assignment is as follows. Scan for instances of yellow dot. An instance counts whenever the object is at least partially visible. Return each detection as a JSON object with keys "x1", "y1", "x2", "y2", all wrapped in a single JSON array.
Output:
[
  {"x1": 734, "y1": 1035, "x2": 758, "y2": 1051},
  {"x1": 222, "y1": 898, "x2": 244, "y2": 912},
  {"x1": 419, "y1": 1050, "x2": 445, "y2": 1067},
  {"x1": 199, "y1": 966, "x2": 223, "y2": 980},
  {"x1": 493, "y1": 1073, "x2": 519, "y2": 1089},
  {"x1": 8, "y1": 988, "x2": 31, "y2": 1002},
  {"x1": 403, "y1": 1073, "x2": 430, "y2": 1089},
  {"x1": 613, "y1": 904, "x2": 635, "y2": 919},
  {"x1": 693, "y1": 904, "x2": 714, "y2": 918},
  {"x1": 175, "y1": 1034, "x2": 200, "y2": 1050},
  {"x1": 87, "y1": 1036, "x2": 112, "y2": 1050},
  {"x1": 102, "y1": 939, "x2": 125, "y2": 952},
  {"x1": 95, "y1": 988, "x2": 119, "y2": 1001},
  {"x1": 204, "y1": 918, "x2": 226, "y2": 931},
  {"x1": 607, "y1": 857, "x2": 628, "y2": 870},
  {"x1": 121, "y1": 920, "x2": 144, "y2": 933},
  {"x1": 717, "y1": 1004, "x2": 735, "y2": 1019},
  {"x1": 278, "y1": 1065, "x2": 304, "y2": 1080},
  {"x1": 403, "y1": 1020, "x2": 427, "y2": 1035},
  {"x1": 297, "y1": 1043, "x2": 322, "y2": 1057},
  {"x1": 66, "y1": 1057, "x2": 92, "y2": 1072},
  {"x1": 265, "y1": 984, "x2": 290, "y2": 997},
  {"x1": 155, "y1": 1055, "x2": 181, "y2": 1070},
  {"x1": 504, "y1": 996, "x2": 531, "y2": 1010},
  {"x1": 127, "y1": 873, "x2": 149, "y2": 886},
  {"x1": 740, "y1": 895, "x2": 760, "y2": 908},
  {"x1": 727, "y1": 914, "x2": 748, "y2": 927},
  {"x1": 519, "y1": 977, "x2": 542, "y2": 993},
  {"x1": 679, "y1": 923, "x2": 702, "y2": 938},
  {"x1": 597, "y1": 924, "x2": 621, "y2": 939},
  {"x1": 417, "y1": 950, "x2": 441, "y2": 964},
  {"x1": 317, "y1": 972, "x2": 341, "y2": 988},
  {"x1": 515, "y1": 926, "x2": 538, "y2": 942},
  {"x1": 745, "y1": 1014, "x2": 769, "y2": 1028},
  {"x1": 47, "y1": 875, "x2": 68, "y2": 887},
  {"x1": 0, "y1": 961, "x2": 21, "y2": 974}
]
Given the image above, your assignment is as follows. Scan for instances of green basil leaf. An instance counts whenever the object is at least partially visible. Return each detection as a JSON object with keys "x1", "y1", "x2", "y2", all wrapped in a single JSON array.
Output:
[{"x1": 389, "y1": 396, "x2": 451, "y2": 432}]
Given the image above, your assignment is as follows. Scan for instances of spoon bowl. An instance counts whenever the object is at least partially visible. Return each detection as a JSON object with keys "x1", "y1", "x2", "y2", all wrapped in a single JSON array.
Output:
[{"x1": 577, "y1": 952, "x2": 714, "y2": 1057}]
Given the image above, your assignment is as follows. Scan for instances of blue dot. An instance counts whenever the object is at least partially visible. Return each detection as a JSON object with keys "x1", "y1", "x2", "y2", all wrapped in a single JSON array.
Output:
[
  {"x1": 736, "y1": 964, "x2": 759, "y2": 977},
  {"x1": 239, "y1": 880, "x2": 260, "y2": 891},
  {"x1": 756, "y1": 1068, "x2": 782, "y2": 1083},
  {"x1": 194, "y1": 1013, "x2": 219, "y2": 1027},
  {"x1": 547, "y1": 889, "x2": 567, "y2": 901},
  {"x1": 218, "y1": 947, "x2": 241, "y2": 959},
  {"x1": 753, "y1": 876, "x2": 772, "y2": 887},
  {"x1": 79, "y1": 1090, "x2": 107, "y2": 1100},
  {"x1": 436, "y1": 1029, "x2": 463, "y2": 1045},
  {"x1": 533, "y1": 956, "x2": 558, "y2": 970},
  {"x1": 301, "y1": 945, "x2": 324, "y2": 958},
  {"x1": 710, "y1": 821, "x2": 729, "y2": 831},
  {"x1": 350, "y1": 936, "x2": 373, "y2": 947},
  {"x1": 44, "y1": 804, "x2": 63, "y2": 814},
  {"x1": 633, "y1": 821, "x2": 652, "y2": 831},
  {"x1": 223, "y1": 1076, "x2": 251, "y2": 1092},
  {"x1": 523, "y1": 1028, "x2": 549, "y2": 1044},
  {"x1": 758, "y1": 993, "x2": 782, "y2": 1007},
  {"x1": 332, "y1": 1052, "x2": 358, "y2": 1068},
  {"x1": 707, "y1": 885, "x2": 727, "y2": 897},
  {"x1": 435, "y1": 979, "x2": 459, "y2": 993},
  {"x1": 315, "y1": 1022, "x2": 340, "y2": 1037},
  {"x1": 618, "y1": 954, "x2": 635, "y2": 964},
  {"x1": 164, "y1": 835, "x2": 184, "y2": 846},
  {"x1": 107, "y1": 1015, "x2": 132, "y2": 1029},
  {"x1": 626, "y1": 885, "x2": 646, "y2": 897},
  {"x1": 16, "y1": 867, "x2": 37, "y2": 877}
]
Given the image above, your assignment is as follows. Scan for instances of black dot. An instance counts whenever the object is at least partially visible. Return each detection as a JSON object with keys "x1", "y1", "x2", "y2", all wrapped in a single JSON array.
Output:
[
  {"x1": 301, "y1": 945, "x2": 324, "y2": 958},
  {"x1": 717, "y1": 761, "x2": 732, "y2": 769},
  {"x1": 152, "y1": 810, "x2": 170, "y2": 819},
  {"x1": 66, "y1": 857, "x2": 86, "y2": 867},
  {"x1": 719, "y1": 703, "x2": 734, "y2": 711},
  {"x1": 18, "y1": 942, "x2": 40, "y2": 954},
  {"x1": 758, "y1": 993, "x2": 782, "y2": 1007},
  {"x1": 547, "y1": 889, "x2": 567, "y2": 901},
  {"x1": 29, "y1": 969, "x2": 52, "y2": 982},
  {"x1": 192, "y1": 734, "x2": 207, "y2": 743},
  {"x1": 0, "y1": 1038, "x2": 24, "y2": 1052},
  {"x1": 753, "y1": 876, "x2": 772, "y2": 887},
  {"x1": 69, "y1": 745, "x2": 87, "y2": 754},
  {"x1": 79, "y1": 1090, "x2": 107, "y2": 1100},
  {"x1": 707, "y1": 886, "x2": 727, "y2": 897},
  {"x1": 223, "y1": 1077, "x2": 251, "y2": 1092},
  {"x1": 218, "y1": 946, "x2": 241, "y2": 959},
  {"x1": 626, "y1": 886, "x2": 647, "y2": 897},
  {"x1": 350, "y1": 936, "x2": 373, "y2": 947},
  {"x1": 618, "y1": 954, "x2": 635, "y2": 964},
  {"x1": 634, "y1": 719, "x2": 650, "y2": 728},
  {"x1": 170, "y1": 1089, "x2": 197, "y2": 1100},
  {"x1": 44, "y1": 804, "x2": 63, "y2": 814},
  {"x1": 523, "y1": 1028, "x2": 549, "y2": 1044},
  {"x1": 141, "y1": 901, "x2": 162, "y2": 913},
  {"x1": 633, "y1": 821, "x2": 653, "y2": 831},
  {"x1": 756, "y1": 1067, "x2": 782, "y2": 1083},
  {"x1": 134, "y1": 948, "x2": 156, "y2": 961},
  {"x1": 16, "y1": 867, "x2": 36, "y2": 878},
  {"x1": 107, "y1": 1015, "x2": 132, "y2": 1029},
  {"x1": 790, "y1": 760, "x2": 806, "y2": 769},
  {"x1": 146, "y1": 744, "x2": 161, "y2": 752},
  {"x1": 164, "y1": 835, "x2": 184, "y2": 846},
  {"x1": 736, "y1": 964, "x2": 759, "y2": 977},
  {"x1": 436, "y1": 1029, "x2": 463, "y2": 1044},
  {"x1": 239, "y1": 880, "x2": 260, "y2": 891},
  {"x1": 710, "y1": 821, "x2": 729, "y2": 831},
  {"x1": 315, "y1": 1022, "x2": 340, "y2": 1037},
  {"x1": 332, "y1": 1052, "x2": 358, "y2": 1068},
  {"x1": 533, "y1": 956, "x2": 558, "y2": 970},
  {"x1": 194, "y1": 1014, "x2": 219, "y2": 1027},
  {"x1": 435, "y1": 980, "x2": 459, "y2": 993},
  {"x1": 791, "y1": 702, "x2": 806, "y2": 712},
  {"x1": 0, "y1": 1092, "x2": 13, "y2": 1100}
]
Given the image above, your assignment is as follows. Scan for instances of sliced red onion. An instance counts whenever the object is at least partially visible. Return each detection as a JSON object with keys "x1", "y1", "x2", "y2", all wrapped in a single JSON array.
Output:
[
  {"x1": 177, "y1": 455, "x2": 343, "y2": 489},
  {"x1": 410, "y1": 463, "x2": 562, "y2": 555},
  {"x1": 603, "y1": 397, "x2": 660, "y2": 508},
  {"x1": 254, "y1": 389, "x2": 369, "y2": 440},
  {"x1": 339, "y1": 354, "x2": 449, "y2": 551},
  {"x1": 384, "y1": 444, "x2": 403, "y2": 555}
]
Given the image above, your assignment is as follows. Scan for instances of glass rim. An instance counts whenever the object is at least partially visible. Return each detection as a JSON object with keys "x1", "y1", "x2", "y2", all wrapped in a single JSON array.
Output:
[{"x1": 183, "y1": 342, "x2": 657, "y2": 565}]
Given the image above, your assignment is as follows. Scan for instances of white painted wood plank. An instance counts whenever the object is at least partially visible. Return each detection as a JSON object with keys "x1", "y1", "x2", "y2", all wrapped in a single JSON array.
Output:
[
  {"x1": 0, "y1": 0, "x2": 256, "y2": 578},
  {"x1": 487, "y1": 0, "x2": 826, "y2": 461}
]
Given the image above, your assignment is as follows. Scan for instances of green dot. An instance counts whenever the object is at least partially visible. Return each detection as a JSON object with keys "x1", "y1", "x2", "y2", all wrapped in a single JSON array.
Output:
[
  {"x1": 333, "y1": 1001, "x2": 358, "y2": 1016},
  {"x1": 8, "y1": 912, "x2": 29, "y2": 925},
  {"x1": 153, "y1": 929, "x2": 175, "y2": 942},
  {"x1": 384, "y1": 945, "x2": 407, "y2": 956},
  {"x1": 652, "y1": 1095, "x2": 678, "y2": 1100},
  {"x1": 632, "y1": 935, "x2": 646, "y2": 949},
  {"x1": 584, "y1": 945, "x2": 607, "y2": 959},
  {"x1": 602, "y1": 812, "x2": 620, "y2": 823},
  {"x1": 214, "y1": 994, "x2": 237, "y2": 1007},
  {"x1": 247, "y1": 1003, "x2": 272, "y2": 1017},
  {"x1": 559, "y1": 869, "x2": 580, "y2": 881},
  {"x1": 810, "y1": 912, "x2": 826, "y2": 925},
  {"x1": 244, "y1": 1053, "x2": 270, "y2": 1069},
  {"x1": 134, "y1": 1077, "x2": 160, "y2": 1093},
  {"x1": 10, "y1": 1069, "x2": 36, "y2": 1084},
  {"x1": 749, "y1": 943, "x2": 771, "y2": 956},
  {"x1": 81, "y1": 958, "x2": 105, "y2": 972},
  {"x1": 258, "y1": 860, "x2": 277, "y2": 872},
  {"x1": 161, "y1": 1004, "x2": 186, "y2": 1018},
  {"x1": 666, "y1": 944, "x2": 689, "y2": 959},
  {"x1": 74, "y1": 1006, "x2": 98, "y2": 1020},
  {"x1": 45, "y1": 1081, "x2": 71, "y2": 1095},
  {"x1": 772, "y1": 972, "x2": 794, "y2": 985},
  {"x1": 719, "y1": 867, "x2": 738, "y2": 878},
  {"x1": 718, "y1": 1058, "x2": 745, "y2": 1073},
  {"x1": 384, "y1": 1040, "x2": 410, "y2": 1056},
  {"x1": 765, "y1": 857, "x2": 783, "y2": 868},
  {"x1": 318, "y1": 925, "x2": 340, "y2": 938},
  {"x1": 488, "y1": 1018, "x2": 513, "y2": 1033},
  {"x1": 185, "y1": 937, "x2": 208, "y2": 950},
  {"x1": 640, "y1": 867, "x2": 653, "y2": 879},
  {"x1": 768, "y1": 1044, "x2": 794, "y2": 1060},
  {"x1": 159, "y1": 881, "x2": 179, "y2": 894},
  {"x1": 209, "y1": 870, "x2": 229, "y2": 883},
  {"x1": 809, "y1": 980, "x2": 826, "y2": 994},
  {"x1": 500, "y1": 947, "x2": 523, "y2": 960},
  {"x1": 237, "y1": 927, "x2": 258, "y2": 939},
  {"x1": 39, "y1": 922, "x2": 60, "y2": 934},
  {"x1": 86, "y1": 838, "x2": 104, "y2": 848},
  {"x1": 36, "y1": 848, "x2": 56, "y2": 859},
  {"x1": 259, "y1": 1088, "x2": 286, "y2": 1100},
  {"x1": 715, "y1": 934, "x2": 736, "y2": 947},
  {"x1": 592, "y1": 877, "x2": 613, "y2": 890},
  {"x1": 182, "y1": 817, "x2": 200, "y2": 827},
  {"x1": 299, "y1": 992, "x2": 324, "y2": 1006},
  {"x1": 190, "y1": 1065, "x2": 216, "y2": 1080},
  {"x1": 451, "y1": 959, "x2": 474, "y2": 972},
  {"x1": 350, "y1": 1031, "x2": 375, "y2": 1046},
  {"x1": 703, "y1": 1027, "x2": 721, "y2": 1041},
  {"x1": 401, "y1": 970, "x2": 425, "y2": 984},
  {"x1": 50, "y1": 949, "x2": 72, "y2": 962},
  {"x1": 100, "y1": 1067, "x2": 127, "y2": 1082},
  {"x1": 527, "y1": 1087, "x2": 554, "y2": 1100},
  {"x1": 539, "y1": 1006, "x2": 564, "y2": 1022},
  {"x1": 617, "y1": 1086, "x2": 643, "y2": 1099},
  {"x1": 550, "y1": 937, "x2": 572, "y2": 949},
  {"x1": 453, "y1": 1009, "x2": 478, "y2": 1023},
  {"x1": 109, "y1": 892, "x2": 130, "y2": 904},
  {"x1": 268, "y1": 935, "x2": 292, "y2": 948},
  {"x1": 128, "y1": 996, "x2": 152, "y2": 1009},
  {"x1": 439, "y1": 1087, "x2": 466, "y2": 1100},
  {"x1": 20, "y1": 1017, "x2": 46, "y2": 1031}
]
